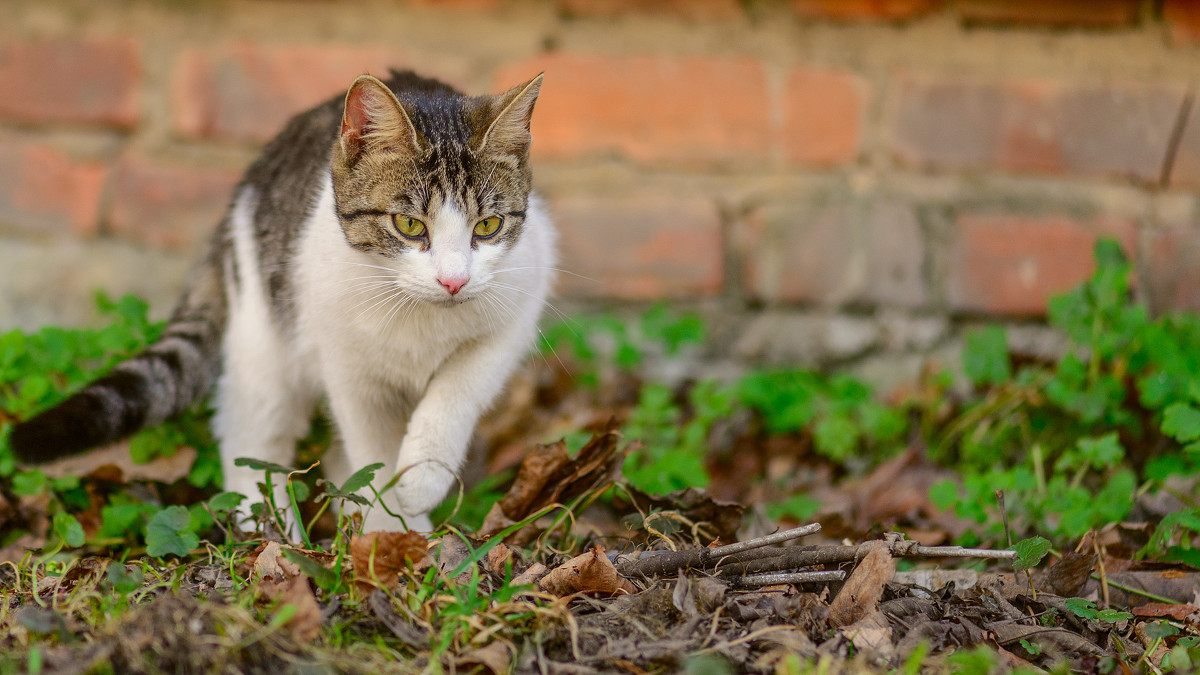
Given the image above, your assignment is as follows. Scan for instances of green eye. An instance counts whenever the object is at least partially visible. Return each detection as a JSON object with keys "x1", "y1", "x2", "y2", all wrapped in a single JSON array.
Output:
[
  {"x1": 393, "y1": 215, "x2": 426, "y2": 238},
  {"x1": 474, "y1": 216, "x2": 502, "y2": 238}
]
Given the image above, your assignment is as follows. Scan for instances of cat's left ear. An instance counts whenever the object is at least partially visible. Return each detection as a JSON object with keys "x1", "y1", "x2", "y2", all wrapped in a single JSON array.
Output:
[
  {"x1": 475, "y1": 73, "x2": 543, "y2": 159},
  {"x1": 339, "y1": 75, "x2": 422, "y2": 163}
]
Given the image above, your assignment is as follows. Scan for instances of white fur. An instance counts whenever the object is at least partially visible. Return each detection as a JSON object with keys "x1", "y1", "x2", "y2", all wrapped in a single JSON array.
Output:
[{"x1": 217, "y1": 175, "x2": 556, "y2": 533}]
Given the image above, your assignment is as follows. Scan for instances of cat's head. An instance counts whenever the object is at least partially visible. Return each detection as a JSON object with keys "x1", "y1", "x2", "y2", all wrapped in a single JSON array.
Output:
[{"x1": 330, "y1": 72, "x2": 542, "y2": 303}]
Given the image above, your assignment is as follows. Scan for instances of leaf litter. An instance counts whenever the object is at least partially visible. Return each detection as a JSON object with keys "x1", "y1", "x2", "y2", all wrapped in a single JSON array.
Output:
[{"x1": 3, "y1": 379, "x2": 1200, "y2": 673}]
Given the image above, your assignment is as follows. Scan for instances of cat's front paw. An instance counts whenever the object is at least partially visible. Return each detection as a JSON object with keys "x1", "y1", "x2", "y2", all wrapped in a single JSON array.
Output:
[{"x1": 392, "y1": 460, "x2": 456, "y2": 518}]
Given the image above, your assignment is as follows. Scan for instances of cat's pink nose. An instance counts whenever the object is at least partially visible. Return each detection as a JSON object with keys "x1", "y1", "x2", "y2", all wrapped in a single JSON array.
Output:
[{"x1": 438, "y1": 275, "x2": 468, "y2": 295}]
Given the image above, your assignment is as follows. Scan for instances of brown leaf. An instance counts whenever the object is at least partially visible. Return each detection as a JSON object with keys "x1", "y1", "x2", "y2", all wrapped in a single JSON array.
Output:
[
  {"x1": 839, "y1": 609, "x2": 895, "y2": 660},
  {"x1": 457, "y1": 640, "x2": 515, "y2": 674},
  {"x1": 615, "y1": 486, "x2": 746, "y2": 544},
  {"x1": 36, "y1": 442, "x2": 197, "y2": 484},
  {"x1": 1042, "y1": 549, "x2": 1097, "y2": 597},
  {"x1": 351, "y1": 531, "x2": 429, "y2": 591},
  {"x1": 252, "y1": 541, "x2": 301, "y2": 582},
  {"x1": 539, "y1": 545, "x2": 635, "y2": 597},
  {"x1": 512, "y1": 562, "x2": 548, "y2": 586},
  {"x1": 487, "y1": 542, "x2": 513, "y2": 575},
  {"x1": 828, "y1": 541, "x2": 895, "y2": 627},
  {"x1": 260, "y1": 574, "x2": 322, "y2": 644},
  {"x1": 1131, "y1": 602, "x2": 1199, "y2": 620},
  {"x1": 479, "y1": 419, "x2": 627, "y2": 540}
]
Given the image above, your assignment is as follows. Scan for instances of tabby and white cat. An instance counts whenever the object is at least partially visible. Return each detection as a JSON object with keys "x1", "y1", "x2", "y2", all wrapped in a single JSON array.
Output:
[{"x1": 10, "y1": 70, "x2": 556, "y2": 532}]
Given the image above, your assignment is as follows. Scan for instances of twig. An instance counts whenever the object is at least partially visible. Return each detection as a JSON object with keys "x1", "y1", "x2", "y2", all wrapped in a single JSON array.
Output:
[
  {"x1": 616, "y1": 523, "x2": 821, "y2": 577},
  {"x1": 714, "y1": 541, "x2": 1013, "y2": 578},
  {"x1": 730, "y1": 570, "x2": 846, "y2": 588}
]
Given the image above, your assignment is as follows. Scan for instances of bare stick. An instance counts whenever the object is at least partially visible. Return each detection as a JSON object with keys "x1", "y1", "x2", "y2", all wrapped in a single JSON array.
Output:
[
  {"x1": 730, "y1": 570, "x2": 845, "y2": 588},
  {"x1": 707, "y1": 523, "x2": 822, "y2": 557},
  {"x1": 617, "y1": 523, "x2": 821, "y2": 577}
]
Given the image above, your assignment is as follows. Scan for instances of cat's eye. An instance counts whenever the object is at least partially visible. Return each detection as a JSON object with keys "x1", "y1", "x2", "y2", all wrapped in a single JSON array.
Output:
[
  {"x1": 474, "y1": 216, "x2": 503, "y2": 238},
  {"x1": 393, "y1": 215, "x2": 426, "y2": 239}
]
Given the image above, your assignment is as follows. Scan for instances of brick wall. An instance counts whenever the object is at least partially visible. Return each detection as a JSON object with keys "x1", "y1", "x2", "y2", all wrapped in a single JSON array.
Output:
[{"x1": 2, "y1": 0, "x2": 1199, "y2": 386}]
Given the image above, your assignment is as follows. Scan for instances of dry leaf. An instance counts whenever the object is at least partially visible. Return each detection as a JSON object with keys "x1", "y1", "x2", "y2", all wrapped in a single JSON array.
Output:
[
  {"x1": 1131, "y1": 602, "x2": 1199, "y2": 620},
  {"x1": 487, "y1": 543, "x2": 513, "y2": 575},
  {"x1": 252, "y1": 541, "x2": 301, "y2": 582},
  {"x1": 828, "y1": 541, "x2": 895, "y2": 627},
  {"x1": 512, "y1": 562, "x2": 548, "y2": 586},
  {"x1": 840, "y1": 610, "x2": 895, "y2": 659},
  {"x1": 457, "y1": 640, "x2": 515, "y2": 674},
  {"x1": 539, "y1": 546, "x2": 634, "y2": 597},
  {"x1": 260, "y1": 574, "x2": 322, "y2": 644},
  {"x1": 36, "y1": 442, "x2": 197, "y2": 484},
  {"x1": 351, "y1": 531, "x2": 429, "y2": 591},
  {"x1": 479, "y1": 419, "x2": 626, "y2": 540},
  {"x1": 614, "y1": 486, "x2": 745, "y2": 544}
]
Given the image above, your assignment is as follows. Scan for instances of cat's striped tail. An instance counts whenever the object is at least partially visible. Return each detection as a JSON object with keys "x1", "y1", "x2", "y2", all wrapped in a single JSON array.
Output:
[{"x1": 9, "y1": 251, "x2": 228, "y2": 465}]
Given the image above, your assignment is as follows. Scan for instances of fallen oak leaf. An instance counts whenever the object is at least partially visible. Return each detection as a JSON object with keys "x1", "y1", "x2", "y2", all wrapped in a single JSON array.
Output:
[
  {"x1": 260, "y1": 573, "x2": 323, "y2": 645},
  {"x1": 479, "y1": 419, "x2": 626, "y2": 542},
  {"x1": 539, "y1": 545, "x2": 635, "y2": 598},
  {"x1": 828, "y1": 540, "x2": 895, "y2": 628},
  {"x1": 351, "y1": 531, "x2": 429, "y2": 592}
]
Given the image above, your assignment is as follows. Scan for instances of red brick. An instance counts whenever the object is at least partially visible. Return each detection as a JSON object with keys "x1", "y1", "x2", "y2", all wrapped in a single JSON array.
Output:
[
  {"x1": 1146, "y1": 226, "x2": 1200, "y2": 312},
  {"x1": 173, "y1": 44, "x2": 469, "y2": 143},
  {"x1": 793, "y1": 0, "x2": 937, "y2": 21},
  {"x1": 408, "y1": 0, "x2": 503, "y2": 9},
  {"x1": 781, "y1": 67, "x2": 868, "y2": 166},
  {"x1": 956, "y1": 0, "x2": 1139, "y2": 28},
  {"x1": 0, "y1": 37, "x2": 140, "y2": 128},
  {"x1": 0, "y1": 136, "x2": 108, "y2": 237},
  {"x1": 495, "y1": 53, "x2": 769, "y2": 165},
  {"x1": 741, "y1": 199, "x2": 925, "y2": 307},
  {"x1": 557, "y1": 0, "x2": 741, "y2": 20},
  {"x1": 1169, "y1": 100, "x2": 1200, "y2": 189},
  {"x1": 108, "y1": 154, "x2": 241, "y2": 250},
  {"x1": 550, "y1": 193, "x2": 722, "y2": 299},
  {"x1": 889, "y1": 76, "x2": 1186, "y2": 183},
  {"x1": 1164, "y1": 0, "x2": 1200, "y2": 44},
  {"x1": 947, "y1": 214, "x2": 1137, "y2": 316}
]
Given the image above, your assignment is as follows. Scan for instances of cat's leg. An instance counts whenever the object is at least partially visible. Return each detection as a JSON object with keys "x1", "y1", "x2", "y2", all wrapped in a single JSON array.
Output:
[
  {"x1": 212, "y1": 317, "x2": 316, "y2": 533},
  {"x1": 390, "y1": 327, "x2": 530, "y2": 522},
  {"x1": 321, "y1": 376, "x2": 430, "y2": 532}
]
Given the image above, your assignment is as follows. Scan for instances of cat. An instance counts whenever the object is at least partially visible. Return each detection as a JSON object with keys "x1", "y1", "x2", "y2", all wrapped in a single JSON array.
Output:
[{"x1": 9, "y1": 69, "x2": 556, "y2": 533}]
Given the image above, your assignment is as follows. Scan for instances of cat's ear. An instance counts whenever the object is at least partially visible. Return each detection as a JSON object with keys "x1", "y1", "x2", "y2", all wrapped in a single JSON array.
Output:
[
  {"x1": 475, "y1": 73, "x2": 543, "y2": 159},
  {"x1": 339, "y1": 75, "x2": 421, "y2": 161}
]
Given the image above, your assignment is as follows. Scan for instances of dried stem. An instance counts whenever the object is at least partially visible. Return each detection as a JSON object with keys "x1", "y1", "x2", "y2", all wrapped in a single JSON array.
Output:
[{"x1": 730, "y1": 570, "x2": 846, "y2": 588}]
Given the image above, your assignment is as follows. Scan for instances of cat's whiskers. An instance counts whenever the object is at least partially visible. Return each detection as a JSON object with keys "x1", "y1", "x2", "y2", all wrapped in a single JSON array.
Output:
[
  {"x1": 492, "y1": 265, "x2": 598, "y2": 283},
  {"x1": 487, "y1": 281, "x2": 573, "y2": 323}
]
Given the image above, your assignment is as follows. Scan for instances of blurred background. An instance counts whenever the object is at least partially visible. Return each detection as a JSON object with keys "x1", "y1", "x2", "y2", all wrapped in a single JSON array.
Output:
[{"x1": 1, "y1": 0, "x2": 1198, "y2": 391}]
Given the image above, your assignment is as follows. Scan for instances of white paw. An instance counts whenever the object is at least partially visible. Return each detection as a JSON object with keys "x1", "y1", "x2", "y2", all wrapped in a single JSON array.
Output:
[{"x1": 392, "y1": 460, "x2": 456, "y2": 517}]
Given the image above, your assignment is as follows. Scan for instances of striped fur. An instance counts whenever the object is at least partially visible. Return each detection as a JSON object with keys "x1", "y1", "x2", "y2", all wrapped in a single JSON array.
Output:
[{"x1": 10, "y1": 69, "x2": 554, "y2": 533}]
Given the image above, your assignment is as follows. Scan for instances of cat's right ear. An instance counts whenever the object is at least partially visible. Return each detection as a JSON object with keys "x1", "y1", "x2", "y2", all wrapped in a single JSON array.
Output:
[{"x1": 339, "y1": 75, "x2": 421, "y2": 162}]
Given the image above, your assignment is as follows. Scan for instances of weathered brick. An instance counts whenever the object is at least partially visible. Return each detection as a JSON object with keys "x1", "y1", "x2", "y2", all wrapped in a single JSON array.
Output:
[
  {"x1": 108, "y1": 154, "x2": 241, "y2": 250},
  {"x1": 550, "y1": 193, "x2": 722, "y2": 299},
  {"x1": 956, "y1": 0, "x2": 1139, "y2": 28},
  {"x1": 889, "y1": 76, "x2": 1186, "y2": 183},
  {"x1": 408, "y1": 0, "x2": 503, "y2": 9},
  {"x1": 0, "y1": 136, "x2": 108, "y2": 237},
  {"x1": 1170, "y1": 100, "x2": 1200, "y2": 190},
  {"x1": 947, "y1": 214, "x2": 1137, "y2": 316},
  {"x1": 557, "y1": 0, "x2": 742, "y2": 20},
  {"x1": 1146, "y1": 226, "x2": 1200, "y2": 313},
  {"x1": 741, "y1": 198, "x2": 925, "y2": 307},
  {"x1": 0, "y1": 37, "x2": 140, "y2": 128},
  {"x1": 1164, "y1": 0, "x2": 1200, "y2": 44},
  {"x1": 793, "y1": 0, "x2": 936, "y2": 21},
  {"x1": 781, "y1": 67, "x2": 868, "y2": 166},
  {"x1": 494, "y1": 53, "x2": 769, "y2": 165},
  {"x1": 173, "y1": 44, "x2": 469, "y2": 143}
]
